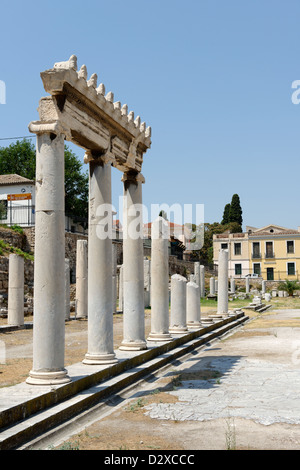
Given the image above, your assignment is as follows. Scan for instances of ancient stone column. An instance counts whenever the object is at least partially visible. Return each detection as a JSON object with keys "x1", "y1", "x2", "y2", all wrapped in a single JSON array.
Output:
[
  {"x1": 200, "y1": 265, "x2": 205, "y2": 298},
  {"x1": 118, "y1": 264, "x2": 124, "y2": 312},
  {"x1": 186, "y1": 281, "x2": 202, "y2": 329},
  {"x1": 170, "y1": 274, "x2": 188, "y2": 334},
  {"x1": 120, "y1": 173, "x2": 147, "y2": 350},
  {"x1": 148, "y1": 216, "x2": 172, "y2": 342},
  {"x1": 246, "y1": 276, "x2": 250, "y2": 294},
  {"x1": 194, "y1": 262, "x2": 200, "y2": 289},
  {"x1": 112, "y1": 244, "x2": 117, "y2": 314},
  {"x1": 65, "y1": 258, "x2": 70, "y2": 321},
  {"x1": 217, "y1": 249, "x2": 229, "y2": 315},
  {"x1": 27, "y1": 127, "x2": 70, "y2": 385},
  {"x1": 7, "y1": 254, "x2": 24, "y2": 327},
  {"x1": 75, "y1": 239, "x2": 88, "y2": 319},
  {"x1": 144, "y1": 258, "x2": 151, "y2": 308},
  {"x1": 215, "y1": 279, "x2": 218, "y2": 292},
  {"x1": 83, "y1": 157, "x2": 117, "y2": 365},
  {"x1": 261, "y1": 280, "x2": 266, "y2": 295},
  {"x1": 230, "y1": 277, "x2": 235, "y2": 294},
  {"x1": 210, "y1": 277, "x2": 215, "y2": 295}
]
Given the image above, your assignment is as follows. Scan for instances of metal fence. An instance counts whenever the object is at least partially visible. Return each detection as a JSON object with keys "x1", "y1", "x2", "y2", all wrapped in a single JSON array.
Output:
[{"x1": 1, "y1": 204, "x2": 35, "y2": 227}]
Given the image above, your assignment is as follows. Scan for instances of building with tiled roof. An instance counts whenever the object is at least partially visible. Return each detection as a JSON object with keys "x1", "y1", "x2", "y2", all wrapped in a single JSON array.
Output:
[{"x1": 213, "y1": 224, "x2": 300, "y2": 281}]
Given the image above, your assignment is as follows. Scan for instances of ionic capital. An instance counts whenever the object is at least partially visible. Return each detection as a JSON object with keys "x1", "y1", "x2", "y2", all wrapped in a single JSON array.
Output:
[
  {"x1": 28, "y1": 120, "x2": 71, "y2": 140},
  {"x1": 121, "y1": 171, "x2": 145, "y2": 186}
]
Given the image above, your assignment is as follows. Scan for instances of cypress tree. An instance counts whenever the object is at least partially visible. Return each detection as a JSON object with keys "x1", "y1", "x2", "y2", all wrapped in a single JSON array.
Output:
[
  {"x1": 228, "y1": 194, "x2": 243, "y2": 227},
  {"x1": 221, "y1": 203, "x2": 230, "y2": 225}
]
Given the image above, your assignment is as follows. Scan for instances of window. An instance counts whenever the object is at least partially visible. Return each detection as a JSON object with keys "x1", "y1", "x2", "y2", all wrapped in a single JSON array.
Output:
[
  {"x1": 252, "y1": 242, "x2": 260, "y2": 258},
  {"x1": 265, "y1": 242, "x2": 274, "y2": 258},
  {"x1": 221, "y1": 243, "x2": 228, "y2": 249},
  {"x1": 253, "y1": 263, "x2": 261, "y2": 275},
  {"x1": 234, "y1": 243, "x2": 241, "y2": 255},
  {"x1": 235, "y1": 264, "x2": 242, "y2": 275},
  {"x1": 287, "y1": 241, "x2": 294, "y2": 254},
  {"x1": 287, "y1": 262, "x2": 295, "y2": 276}
]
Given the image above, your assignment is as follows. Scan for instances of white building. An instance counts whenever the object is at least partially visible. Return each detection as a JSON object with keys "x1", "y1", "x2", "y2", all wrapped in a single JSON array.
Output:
[
  {"x1": 0, "y1": 174, "x2": 35, "y2": 226},
  {"x1": 0, "y1": 174, "x2": 87, "y2": 233}
]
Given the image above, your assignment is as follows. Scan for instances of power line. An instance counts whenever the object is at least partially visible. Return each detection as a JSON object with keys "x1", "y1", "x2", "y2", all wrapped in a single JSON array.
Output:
[{"x1": 0, "y1": 136, "x2": 35, "y2": 141}]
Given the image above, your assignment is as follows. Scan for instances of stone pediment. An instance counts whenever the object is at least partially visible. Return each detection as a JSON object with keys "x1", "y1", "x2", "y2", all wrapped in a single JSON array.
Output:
[{"x1": 29, "y1": 55, "x2": 151, "y2": 174}]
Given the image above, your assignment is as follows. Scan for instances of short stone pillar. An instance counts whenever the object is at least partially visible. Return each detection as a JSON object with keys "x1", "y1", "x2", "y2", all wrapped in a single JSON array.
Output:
[
  {"x1": 118, "y1": 264, "x2": 124, "y2": 312},
  {"x1": 26, "y1": 128, "x2": 70, "y2": 385},
  {"x1": 148, "y1": 217, "x2": 172, "y2": 342},
  {"x1": 83, "y1": 157, "x2": 117, "y2": 365},
  {"x1": 261, "y1": 280, "x2": 266, "y2": 295},
  {"x1": 7, "y1": 254, "x2": 24, "y2": 327},
  {"x1": 217, "y1": 249, "x2": 229, "y2": 315},
  {"x1": 246, "y1": 277, "x2": 250, "y2": 294},
  {"x1": 230, "y1": 277, "x2": 235, "y2": 294},
  {"x1": 186, "y1": 281, "x2": 202, "y2": 329},
  {"x1": 210, "y1": 277, "x2": 215, "y2": 295},
  {"x1": 170, "y1": 274, "x2": 188, "y2": 334},
  {"x1": 65, "y1": 258, "x2": 70, "y2": 321},
  {"x1": 120, "y1": 173, "x2": 147, "y2": 350},
  {"x1": 194, "y1": 262, "x2": 200, "y2": 289},
  {"x1": 200, "y1": 265, "x2": 205, "y2": 298},
  {"x1": 75, "y1": 240, "x2": 88, "y2": 319},
  {"x1": 144, "y1": 258, "x2": 151, "y2": 308},
  {"x1": 112, "y1": 244, "x2": 117, "y2": 314},
  {"x1": 215, "y1": 279, "x2": 218, "y2": 292}
]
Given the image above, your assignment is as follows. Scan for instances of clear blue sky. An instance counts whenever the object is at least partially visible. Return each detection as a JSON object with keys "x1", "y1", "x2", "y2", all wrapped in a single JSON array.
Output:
[{"x1": 1, "y1": 0, "x2": 300, "y2": 230}]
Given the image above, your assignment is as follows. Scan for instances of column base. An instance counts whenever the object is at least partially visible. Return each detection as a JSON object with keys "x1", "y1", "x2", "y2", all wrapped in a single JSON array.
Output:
[
  {"x1": 147, "y1": 332, "x2": 173, "y2": 342},
  {"x1": 187, "y1": 321, "x2": 203, "y2": 330},
  {"x1": 119, "y1": 340, "x2": 147, "y2": 351},
  {"x1": 169, "y1": 326, "x2": 188, "y2": 334},
  {"x1": 26, "y1": 369, "x2": 71, "y2": 386},
  {"x1": 82, "y1": 352, "x2": 118, "y2": 365}
]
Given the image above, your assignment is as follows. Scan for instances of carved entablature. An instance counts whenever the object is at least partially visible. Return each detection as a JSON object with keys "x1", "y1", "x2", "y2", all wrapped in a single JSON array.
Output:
[{"x1": 29, "y1": 55, "x2": 151, "y2": 173}]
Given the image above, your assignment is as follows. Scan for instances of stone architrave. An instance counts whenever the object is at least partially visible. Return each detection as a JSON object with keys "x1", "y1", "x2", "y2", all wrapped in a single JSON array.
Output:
[
  {"x1": 7, "y1": 254, "x2": 24, "y2": 327},
  {"x1": 120, "y1": 173, "x2": 147, "y2": 351},
  {"x1": 75, "y1": 239, "x2": 88, "y2": 319},
  {"x1": 210, "y1": 277, "x2": 215, "y2": 295},
  {"x1": 217, "y1": 249, "x2": 229, "y2": 316},
  {"x1": 26, "y1": 127, "x2": 71, "y2": 385},
  {"x1": 169, "y1": 274, "x2": 188, "y2": 334},
  {"x1": 200, "y1": 265, "x2": 205, "y2": 298},
  {"x1": 147, "y1": 216, "x2": 172, "y2": 342},
  {"x1": 186, "y1": 281, "x2": 202, "y2": 329},
  {"x1": 65, "y1": 258, "x2": 70, "y2": 321},
  {"x1": 83, "y1": 157, "x2": 117, "y2": 365}
]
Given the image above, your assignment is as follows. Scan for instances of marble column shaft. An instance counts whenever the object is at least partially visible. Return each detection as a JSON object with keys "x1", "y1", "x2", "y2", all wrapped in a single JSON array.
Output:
[
  {"x1": 186, "y1": 281, "x2": 202, "y2": 329},
  {"x1": 120, "y1": 173, "x2": 147, "y2": 350},
  {"x1": 200, "y1": 265, "x2": 205, "y2": 298},
  {"x1": 83, "y1": 158, "x2": 117, "y2": 364},
  {"x1": 148, "y1": 217, "x2": 172, "y2": 341},
  {"x1": 7, "y1": 254, "x2": 24, "y2": 327},
  {"x1": 170, "y1": 274, "x2": 188, "y2": 333},
  {"x1": 217, "y1": 249, "x2": 229, "y2": 315},
  {"x1": 75, "y1": 239, "x2": 88, "y2": 319},
  {"x1": 27, "y1": 130, "x2": 70, "y2": 385}
]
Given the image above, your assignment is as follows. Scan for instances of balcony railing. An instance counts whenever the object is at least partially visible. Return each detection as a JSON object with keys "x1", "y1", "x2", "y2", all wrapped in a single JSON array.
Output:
[
  {"x1": 265, "y1": 252, "x2": 275, "y2": 259},
  {"x1": 252, "y1": 252, "x2": 261, "y2": 259}
]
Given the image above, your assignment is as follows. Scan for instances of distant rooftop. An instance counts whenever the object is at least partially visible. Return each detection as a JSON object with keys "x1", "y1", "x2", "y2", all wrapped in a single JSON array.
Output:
[{"x1": 0, "y1": 174, "x2": 34, "y2": 185}]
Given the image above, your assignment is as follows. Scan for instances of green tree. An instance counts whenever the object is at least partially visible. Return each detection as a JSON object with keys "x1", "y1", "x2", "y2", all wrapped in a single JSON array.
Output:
[
  {"x1": 0, "y1": 139, "x2": 88, "y2": 223},
  {"x1": 278, "y1": 279, "x2": 300, "y2": 296},
  {"x1": 228, "y1": 194, "x2": 243, "y2": 228},
  {"x1": 221, "y1": 203, "x2": 230, "y2": 225}
]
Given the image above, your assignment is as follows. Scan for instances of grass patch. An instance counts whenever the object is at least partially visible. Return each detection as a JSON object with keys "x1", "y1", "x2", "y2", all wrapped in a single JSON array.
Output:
[{"x1": 0, "y1": 239, "x2": 33, "y2": 261}]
